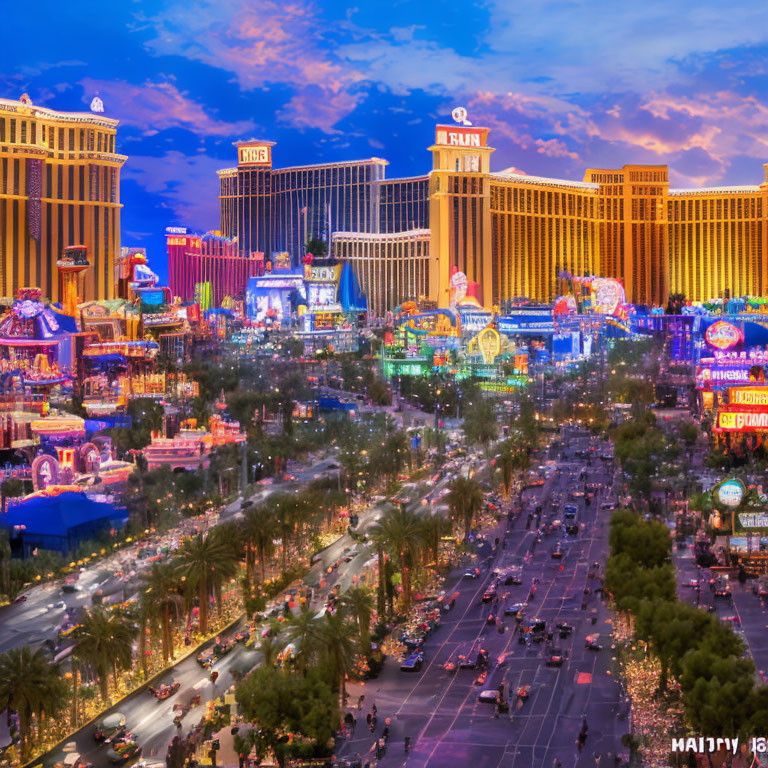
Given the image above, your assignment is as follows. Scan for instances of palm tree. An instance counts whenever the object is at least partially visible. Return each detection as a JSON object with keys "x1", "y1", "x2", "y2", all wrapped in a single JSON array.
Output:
[
  {"x1": 175, "y1": 529, "x2": 239, "y2": 635},
  {"x1": 72, "y1": 608, "x2": 136, "y2": 703},
  {"x1": 284, "y1": 603, "x2": 321, "y2": 673},
  {"x1": 342, "y1": 586, "x2": 375, "y2": 656},
  {"x1": 420, "y1": 511, "x2": 453, "y2": 567},
  {"x1": 446, "y1": 475, "x2": 484, "y2": 539},
  {"x1": 242, "y1": 506, "x2": 277, "y2": 583},
  {"x1": 495, "y1": 437, "x2": 530, "y2": 497},
  {"x1": 316, "y1": 608, "x2": 359, "y2": 707},
  {"x1": 270, "y1": 493, "x2": 309, "y2": 574},
  {"x1": 0, "y1": 647, "x2": 68, "y2": 759},
  {"x1": 141, "y1": 560, "x2": 184, "y2": 663},
  {"x1": 370, "y1": 505, "x2": 425, "y2": 610}
]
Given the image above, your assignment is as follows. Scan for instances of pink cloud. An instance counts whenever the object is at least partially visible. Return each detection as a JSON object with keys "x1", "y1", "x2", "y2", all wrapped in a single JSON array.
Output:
[
  {"x1": 534, "y1": 138, "x2": 578, "y2": 160},
  {"x1": 144, "y1": 0, "x2": 363, "y2": 131},
  {"x1": 80, "y1": 77, "x2": 258, "y2": 137}
]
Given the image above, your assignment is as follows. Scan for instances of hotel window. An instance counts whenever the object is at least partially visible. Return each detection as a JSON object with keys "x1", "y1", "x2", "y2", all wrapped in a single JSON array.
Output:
[
  {"x1": 68, "y1": 129, "x2": 75, "y2": 151},
  {"x1": 0, "y1": 119, "x2": 4, "y2": 142},
  {"x1": 10, "y1": 119, "x2": 16, "y2": 143}
]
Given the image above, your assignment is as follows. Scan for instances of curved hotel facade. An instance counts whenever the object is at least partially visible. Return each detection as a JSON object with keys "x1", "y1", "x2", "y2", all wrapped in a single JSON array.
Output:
[
  {"x1": 217, "y1": 124, "x2": 768, "y2": 314},
  {"x1": 0, "y1": 95, "x2": 126, "y2": 302}
]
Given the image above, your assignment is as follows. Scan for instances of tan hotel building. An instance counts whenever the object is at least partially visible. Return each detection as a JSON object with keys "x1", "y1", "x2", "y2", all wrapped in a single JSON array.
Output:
[
  {"x1": 0, "y1": 95, "x2": 126, "y2": 302},
  {"x1": 334, "y1": 125, "x2": 768, "y2": 313}
]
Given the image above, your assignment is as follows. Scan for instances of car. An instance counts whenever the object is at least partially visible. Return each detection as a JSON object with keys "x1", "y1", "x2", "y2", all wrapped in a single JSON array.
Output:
[
  {"x1": 61, "y1": 583, "x2": 82, "y2": 594},
  {"x1": 94, "y1": 713, "x2": 127, "y2": 743},
  {"x1": 400, "y1": 651, "x2": 424, "y2": 671},
  {"x1": 546, "y1": 649, "x2": 566, "y2": 667},
  {"x1": 504, "y1": 602, "x2": 526, "y2": 619},
  {"x1": 107, "y1": 741, "x2": 142, "y2": 765},
  {"x1": 551, "y1": 545, "x2": 563, "y2": 559},
  {"x1": 494, "y1": 566, "x2": 523, "y2": 585},
  {"x1": 519, "y1": 617, "x2": 547, "y2": 643},
  {"x1": 463, "y1": 568, "x2": 480, "y2": 579},
  {"x1": 565, "y1": 522, "x2": 579, "y2": 536},
  {"x1": 14, "y1": 593, "x2": 28, "y2": 603},
  {"x1": 478, "y1": 689, "x2": 500, "y2": 703},
  {"x1": 585, "y1": 634, "x2": 603, "y2": 651},
  {"x1": 556, "y1": 622, "x2": 575, "y2": 638},
  {"x1": 458, "y1": 648, "x2": 488, "y2": 669},
  {"x1": 600, "y1": 502, "x2": 615, "y2": 511},
  {"x1": 481, "y1": 585, "x2": 497, "y2": 603},
  {"x1": 148, "y1": 682, "x2": 180, "y2": 700}
]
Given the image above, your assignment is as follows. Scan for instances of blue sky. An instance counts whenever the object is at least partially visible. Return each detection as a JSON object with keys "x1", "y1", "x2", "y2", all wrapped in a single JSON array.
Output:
[{"x1": 4, "y1": 0, "x2": 768, "y2": 283}]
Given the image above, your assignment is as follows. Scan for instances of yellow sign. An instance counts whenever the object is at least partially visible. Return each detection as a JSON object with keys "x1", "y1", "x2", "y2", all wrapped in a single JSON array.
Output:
[
  {"x1": 477, "y1": 327, "x2": 501, "y2": 364},
  {"x1": 238, "y1": 145, "x2": 271, "y2": 166},
  {"x1": 729, "y1": 386, "x2": 768, "y2": 406}
]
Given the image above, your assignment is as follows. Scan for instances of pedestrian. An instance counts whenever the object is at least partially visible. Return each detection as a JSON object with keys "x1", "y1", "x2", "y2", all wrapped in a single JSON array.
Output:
[
  {"x1": 366, "y1": 713, "x2": 372, "y2": 728},
  {"x1": 404, "y1": 736, "x2": 411, "y2": 754},
  {"x1": 358, "y1": 694, "x2": 365, "y2": 710}
]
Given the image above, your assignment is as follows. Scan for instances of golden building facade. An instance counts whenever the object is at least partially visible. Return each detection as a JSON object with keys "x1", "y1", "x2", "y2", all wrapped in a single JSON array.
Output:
[
  {"x1": 332, "y1": 229, "x2": 430, "y2": 317},
  {"x1": 0, "y1": 95, "x2": 126, "y2": 302}
]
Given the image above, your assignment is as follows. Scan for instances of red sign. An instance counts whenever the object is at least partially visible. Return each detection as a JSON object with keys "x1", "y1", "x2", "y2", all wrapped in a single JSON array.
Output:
[
  {"x1": 716, "y1": 409, "x2": 768, "y2": 432},
  {"x1": 705, "y1": 320, "x2": 743, "y2": 350},
  {"x1": 435, "y1": 125, "x2": 488, "y2": 148}
]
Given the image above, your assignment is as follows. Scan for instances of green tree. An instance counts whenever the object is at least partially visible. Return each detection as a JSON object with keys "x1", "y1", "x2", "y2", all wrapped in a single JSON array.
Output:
[
  {"x1": 242, "y1": 506, "x2": 278, "y2": 584},
  {"x1": 0, "y1": 647, "x2": 69, "y2": 759},
  {"x1": 140, "y1": 560, "x2": 184, "y2": 663},
  {"x1": 342, "y1": 586, "x2": 375, "y2": 657},
  {"x1": 316, "y1": 608, "x2": 359, "y2": 706},
  {"x1": 285, "y1": 603, "x2": 321, "y2": 673},
  {"x1": 446, "y1": 475, "x2": 484, "y2": 539},
  {"x1": 609, "y1": 509, "x2": 671, "y2": 569},
  {"x1": 236, "y1": 665, "x2": 339, "y2": 768},
  {"x1": 370, "y1": 505, "x2": 424, "y2": 610},
  {"x1": 462, "y1": 398, "x2": 498, "y2": 452},
  {"x1": 175, "y1": 529, "x2": 239, "y2": 635},
  {"x1": 72, "y1": 607, "x2": 136, "y2": 702},
  {"x1": 305, "y1": 237, "x2": 328, "y2": 258}
]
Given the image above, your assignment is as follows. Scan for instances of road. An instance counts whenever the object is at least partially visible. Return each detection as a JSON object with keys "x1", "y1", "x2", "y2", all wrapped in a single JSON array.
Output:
[
  {"x1": 338, "y1": 426, "x2": 628, "y2": 768},
  {"x1": 0, "y1": 455, "x2": 342, "y2": 657},
  {"x1": 23, "y1": 442, "x2": 487, "y2": 768}
]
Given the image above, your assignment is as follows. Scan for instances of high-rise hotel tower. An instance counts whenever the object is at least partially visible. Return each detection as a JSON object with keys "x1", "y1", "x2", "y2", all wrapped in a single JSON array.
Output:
[{"x1": 0, "y1": 94, "x2": 126, "y2": 302}]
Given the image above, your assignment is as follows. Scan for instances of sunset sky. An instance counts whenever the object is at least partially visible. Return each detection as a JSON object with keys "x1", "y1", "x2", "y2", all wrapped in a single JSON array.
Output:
[{"x1": 4, "y1": 0, "x2": 768, "y2": 280}]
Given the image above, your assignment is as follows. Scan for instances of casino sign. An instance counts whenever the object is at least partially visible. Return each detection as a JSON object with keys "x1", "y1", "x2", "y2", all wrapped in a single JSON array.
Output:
[{"x1": 705, "y1": 320, "x2": 743, "y2": 350}]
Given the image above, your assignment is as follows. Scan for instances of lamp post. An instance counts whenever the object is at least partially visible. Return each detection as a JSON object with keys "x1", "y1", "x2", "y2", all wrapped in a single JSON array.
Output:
[{"x1": 435, "y1": 388, "x2": 441, "y2": 431}]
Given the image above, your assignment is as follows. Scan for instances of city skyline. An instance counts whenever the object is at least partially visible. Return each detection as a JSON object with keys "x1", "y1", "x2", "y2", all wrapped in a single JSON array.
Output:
[{"x1": 4, "y1": 0, "x2": 768, "y2": 281}]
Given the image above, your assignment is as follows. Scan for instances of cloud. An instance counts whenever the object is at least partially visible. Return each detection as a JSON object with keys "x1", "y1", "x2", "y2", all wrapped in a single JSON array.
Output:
[
  {"x1": 122, "y1": 151, "x2": 223, "y2": 226},
  {"x1": 142, "y1": 0, "x2": 364, "y2": 130},
  {"x1": 80, "y1": 77, "x2": 258, "y2": 137}
]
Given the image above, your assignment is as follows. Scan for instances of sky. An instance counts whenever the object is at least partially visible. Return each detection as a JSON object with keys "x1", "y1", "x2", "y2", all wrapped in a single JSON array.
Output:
[{"x1": 4, "y1": 0, "x2": 768, "y2": 283}]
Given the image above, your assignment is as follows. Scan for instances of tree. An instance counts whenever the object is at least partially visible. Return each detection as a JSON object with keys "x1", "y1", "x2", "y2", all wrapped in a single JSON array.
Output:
[
  {"x1": 446, "y1": 475, "x2": 484, "y2": 539},
  {"x1": 462, "y1": 398, "x2": 498, "y2": 451},
  {"x1": 342, "y1": 586, "x2": 375, "y2": 657},
  {"x1": 494, "y1": 437, "x2": 530, "y2": 497},
  {"x1": 72, "y1": 607, "x2": 136, "y2": 702},
  {"x1": 140, "y1": 561, "x2": 184, "y2": 663},
  {"x1": 236, "y1": 666, "x2": 338, "y2": 768},
  {"x1": 0, "y1": 647, "x2": 68, "y2": 759},
  {"x1": 609, "y1": 509, "x2": 671, "y2": 569},
  {"x1": 315, "y1": 608, "x2": 359, "y2": 707},
  {"x1": 604, "y1": 554, "x2": 676, "y2": 615},
  {"x1": 242, "y1": 506, "x2": 278, "y2": 584},
  {"x1": 175, "y1": 529, "x2": 238, "y2": 635},
  {"x1": 305, "y1": 237, "x2": 328, "y2": 259},
  {"x1": 285, "y1": 604, "x2": 321, "y2": 673},
  {"x1": 370, "y1": 506, "x2": 424, "y2": 610}
]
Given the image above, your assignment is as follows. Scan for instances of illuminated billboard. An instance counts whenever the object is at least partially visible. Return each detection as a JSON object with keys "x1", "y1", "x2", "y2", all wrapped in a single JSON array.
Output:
[
  {"x1": 716, "y1": 410, "x2": 768, "y2": 432},
  {"x1": 705, "y1": 320, "x2": 743, "y2": 350},
  {"x1": 729, "y1": 386, "x2": 768, "y2": 407}
]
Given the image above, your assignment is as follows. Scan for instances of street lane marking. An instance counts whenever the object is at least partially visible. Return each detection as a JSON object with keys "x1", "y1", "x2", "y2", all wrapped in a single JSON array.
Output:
[{"x1": 193, "y1": 678, "x2": 208, "y2": 690}]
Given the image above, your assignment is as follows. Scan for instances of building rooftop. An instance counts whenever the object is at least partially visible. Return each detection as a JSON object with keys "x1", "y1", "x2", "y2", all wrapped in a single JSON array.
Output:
[
  {"x1": 0, "y1": 97, "x2": 119, "y2": 128},
  {"x1": 490, "y1": 170, "x2": 600, "y2": 191},
  {"x1": 332, "y1": 229, "x2": 431, "y2": 241},
  {"x1": 668, "y1": 185, "x2": 762, "y2": 196}
]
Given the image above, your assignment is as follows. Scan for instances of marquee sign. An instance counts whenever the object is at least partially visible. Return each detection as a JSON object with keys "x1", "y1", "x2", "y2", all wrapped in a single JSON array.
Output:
[
  {"x1": 713, "y1": 349, "x2": 768, "y2": 364},
  {"x1": 238, "y1": 145, "x2": 271, "y2": 166},
  {"x1": 729, "y1": 386, "x2": 768, "y2": 406},
  {"x1": 716, "y1": 410, "x2": 768, "y2": 432},
  {"x1": 697, "y1": 366, "x2": 753, "y2": 385},
  {"x1": 705, "y1": 320, "x2": 743, "y2": 350},
  {"x1": 435, "y1": 125, "x2": 488, "y2": 148},
  {"x1": 737, "y1": 512, "x2": 768, "y2": 529}
]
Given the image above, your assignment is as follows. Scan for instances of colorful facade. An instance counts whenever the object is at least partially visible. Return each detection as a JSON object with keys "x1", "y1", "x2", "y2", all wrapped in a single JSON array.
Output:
[
  {"x1": 0, "y1": 94, "x2": 126, "y2": 302},
  {"x1": 166, "y1": 228, "x2": 263, "y2": 306},
  {"x1": 221, "y1": 121, "x2": 768, "y2": 313}
]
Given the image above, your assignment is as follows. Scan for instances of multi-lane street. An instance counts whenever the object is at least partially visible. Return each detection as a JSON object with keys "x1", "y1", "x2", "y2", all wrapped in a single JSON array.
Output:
[{"x1": 337, "y1": 427, "x2": 628, "y2": 768}]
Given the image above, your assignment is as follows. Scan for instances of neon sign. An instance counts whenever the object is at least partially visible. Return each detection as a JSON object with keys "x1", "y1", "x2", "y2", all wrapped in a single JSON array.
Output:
[
  {"x1": 729, "y1": 387, "x2": 768, "y2": 406},
  {"x1": 717, "y1": 410, "x2": 768, "y2": 432},
  {"x1": 435, "y1": 125, "x2": 487, "y2": 147},
  {"x1": 705, "y1": 320, "x2": 743, "y2": 350},
  {"x1": 238, "y1": 145, "x2": 271, "y2": 166}
]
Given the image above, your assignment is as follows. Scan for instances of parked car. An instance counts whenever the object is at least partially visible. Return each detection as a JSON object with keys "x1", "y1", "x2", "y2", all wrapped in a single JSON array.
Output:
[{"x1": 400, "y1": 651, "x2": 424, "y2": 671}]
